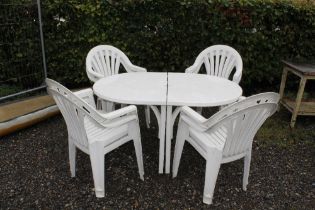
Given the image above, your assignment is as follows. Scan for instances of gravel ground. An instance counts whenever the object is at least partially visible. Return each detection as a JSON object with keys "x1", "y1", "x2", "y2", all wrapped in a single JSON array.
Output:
[{"x1": 0, "y1": 108, "x2": 314, "y2": 209}]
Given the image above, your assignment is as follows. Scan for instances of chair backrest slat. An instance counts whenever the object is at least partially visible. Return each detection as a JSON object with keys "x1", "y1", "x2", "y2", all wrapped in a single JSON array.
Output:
[
  {"x1": 95, "y1": 51, "x2": 106, "y2": 75},
  {"x1": 214, "y1": 49, "x2": 220, "y2": 76},
  {"x1": 223, "y1": 53, "x2": 236, "y2": 78},
  {"x1": 209, "y1": 51, "x2": 215, "y2": 75},
  {"x1": 105, "y1": 49, "x2": 112, "y2": 76},
  {"x1": 217, "y1": 50, "x2": 224, "y2": 77}
]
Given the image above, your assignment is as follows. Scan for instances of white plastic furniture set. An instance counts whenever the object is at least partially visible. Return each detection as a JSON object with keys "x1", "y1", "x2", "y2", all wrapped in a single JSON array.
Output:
[
  {"x1": 93, "y1": 72, "x2": 242, "y2": 175},
  {"x1": 47, "y1": 44, "x2": 279, "y2": 205}
]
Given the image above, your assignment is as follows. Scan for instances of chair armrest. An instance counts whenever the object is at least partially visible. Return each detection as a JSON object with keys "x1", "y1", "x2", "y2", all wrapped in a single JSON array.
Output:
[
  {"x1": 74, "y1": 88, "x2": 96, "y2": 108},
  {"x1": 238, "y1": 96, "x2": 246, "y2": 101},
  {"x1": 74, "y1": 88, "x2": 93, "y2": 98},
  {"x1": 185, "y1": 64, "x2": 199, "y2": 73},
  {"x1": 86, "y1": 69, "x2": 104, "y2": 82},
  {"x1": 89, "y1": 105, "x2": 138, "y2": 128},
  {"x1": 126, "y1": 64, "x2": 147, "y2": 73},
  {"x1": 102, "y1": 105, "x2": 137, "y2": 120},
  {"x1": 180, "y1": 106, "x2": 207, "y2": 131},
  {"x1": 232, "y1": 72, "x2": 242, "y2": 84},
  {"x1": 232, "y1": 60, "x2": 242, "y2": 84},
  {"x1": 181, "y1": 106, "x2": 207, "y2": 122}
]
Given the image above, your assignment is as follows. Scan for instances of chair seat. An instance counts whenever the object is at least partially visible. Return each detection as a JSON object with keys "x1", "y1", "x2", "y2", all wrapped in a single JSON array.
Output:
[
  {"x1": 189, "y1": 127, "x2": 226, "y2": 150},
  {"x1": 85, "y1": 118, "x2": 129, "y2": 146}
]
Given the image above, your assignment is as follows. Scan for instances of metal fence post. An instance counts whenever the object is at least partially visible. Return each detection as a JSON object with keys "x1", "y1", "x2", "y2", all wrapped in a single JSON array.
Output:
[
  {"x1": 0, "y1": 1, "x2": 48, "y2": 102},
  {"x1": 37, "y1": 0, "x2": 47, "y2": 81}
]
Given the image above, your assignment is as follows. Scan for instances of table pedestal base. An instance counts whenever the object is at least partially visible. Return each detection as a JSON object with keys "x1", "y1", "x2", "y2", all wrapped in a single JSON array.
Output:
[{"x1": 150, "y1": 105, "x2": 181, "y2": 174}]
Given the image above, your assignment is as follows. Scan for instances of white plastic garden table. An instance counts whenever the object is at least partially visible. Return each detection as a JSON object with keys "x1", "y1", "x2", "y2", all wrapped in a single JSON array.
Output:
[{"x1": 93, "y1": 72, "x2": 242, "y2": 174}]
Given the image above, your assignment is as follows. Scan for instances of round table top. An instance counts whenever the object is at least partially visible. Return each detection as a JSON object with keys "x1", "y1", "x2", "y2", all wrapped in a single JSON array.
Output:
[
  {"x1": 93, "y1": 72, "x2": 167, "y2": 105},
  {"x1": 93, "y1": 72, "x2": 242, "y2": 107},
  {"x1": 167, "y1": 73, "x2": 242, "y2": 106}
]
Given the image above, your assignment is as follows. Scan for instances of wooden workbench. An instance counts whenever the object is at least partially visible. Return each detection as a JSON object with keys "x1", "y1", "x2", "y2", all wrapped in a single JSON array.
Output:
[{"x1": 279, "y1": 60, "x2": 315, "y2": 128}]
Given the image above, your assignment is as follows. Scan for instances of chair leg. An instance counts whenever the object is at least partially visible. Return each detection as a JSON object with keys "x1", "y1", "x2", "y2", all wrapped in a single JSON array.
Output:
[
  {"x1": 203, "y1": 149, "x2": 222, "y2": 205},
  {"x1": 105, "y1": 101, "x2": 115, "y2": 112},
  {"x1": 96, "y1": 98, "x2": 103, "y2": 110},
  {"x1": 89, "y1": 143, "x2": 105, "y2": 198},
  {"x1": 133, "y1": 135, "x2": 144, "y2": 180},
  {"x1": 196, "y1": 107, "x2": 202, "y2": 115},
  {"x1": 172, "y1": 120, "x2": 188, "y2": 178},
  {"x1": 243, "y1": 151, "x2": 252, "y2": 191},
  {"x1": 97, "y1": 99, "x2": 115, "y2": 112},
  {"x1": 68, "y1": 139, "x2": 76, "y2": 177},
  {"x1": 129, "y1": 121, "x2": 144, "y2": 180},
  {"x1": 145, "y1": 106, "x2": 151, "y2": 128}
]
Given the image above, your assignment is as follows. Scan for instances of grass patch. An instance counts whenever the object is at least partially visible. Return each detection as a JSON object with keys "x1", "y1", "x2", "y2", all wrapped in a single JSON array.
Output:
[{"x1": 256, "y1": 108, "x2": 315, "y2": 149}]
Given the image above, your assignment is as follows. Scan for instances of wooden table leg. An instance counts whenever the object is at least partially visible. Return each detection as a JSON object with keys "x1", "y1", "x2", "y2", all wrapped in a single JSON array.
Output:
[
  {"x1": 290, "y1": 77, "x2": 307, "y2": 128},
  {"x1": 278, "y1": 68, "x2": 288, "y2": 111}
]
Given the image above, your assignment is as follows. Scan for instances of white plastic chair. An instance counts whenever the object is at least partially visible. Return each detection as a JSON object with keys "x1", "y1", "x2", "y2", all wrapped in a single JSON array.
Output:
[
  {"x1": 86, "y1": 45, "x2": 151, "y2": 128},
  {"x1": 172, "y1": 92, "x2": 279, "y2": 204},
  {"x1": 186, "y1": 45, "x2": 243, "y2": 114},
  {"x1": 46, "y1": 78, "x2": 144, "y2": 198},
  {"x1": 185, "y1": 45, "x2": 243, "y2": 82}
]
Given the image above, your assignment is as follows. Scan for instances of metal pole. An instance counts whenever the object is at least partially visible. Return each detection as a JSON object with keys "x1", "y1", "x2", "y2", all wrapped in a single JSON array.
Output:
[
  {"x1": 0, "y1": 86, "x2": 46, "y2": 102},
  {"x1": 37, "y1": 0, "x2": 47, "y2": 81}
]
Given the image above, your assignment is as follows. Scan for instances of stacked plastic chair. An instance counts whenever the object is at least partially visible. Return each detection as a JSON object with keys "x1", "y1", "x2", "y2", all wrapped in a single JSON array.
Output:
[{"x1": 46, "y1": 78, "x2": 144, "y2": 197}]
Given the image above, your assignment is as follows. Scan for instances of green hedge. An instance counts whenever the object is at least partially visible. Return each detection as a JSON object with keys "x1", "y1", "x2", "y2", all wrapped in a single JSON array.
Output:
[
  {"x1": 42, "y1": 0, "x2": 315, "y2": 93},
  {"x1": 0, "y1": 2, "x2": 44, "y2": 97}
]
